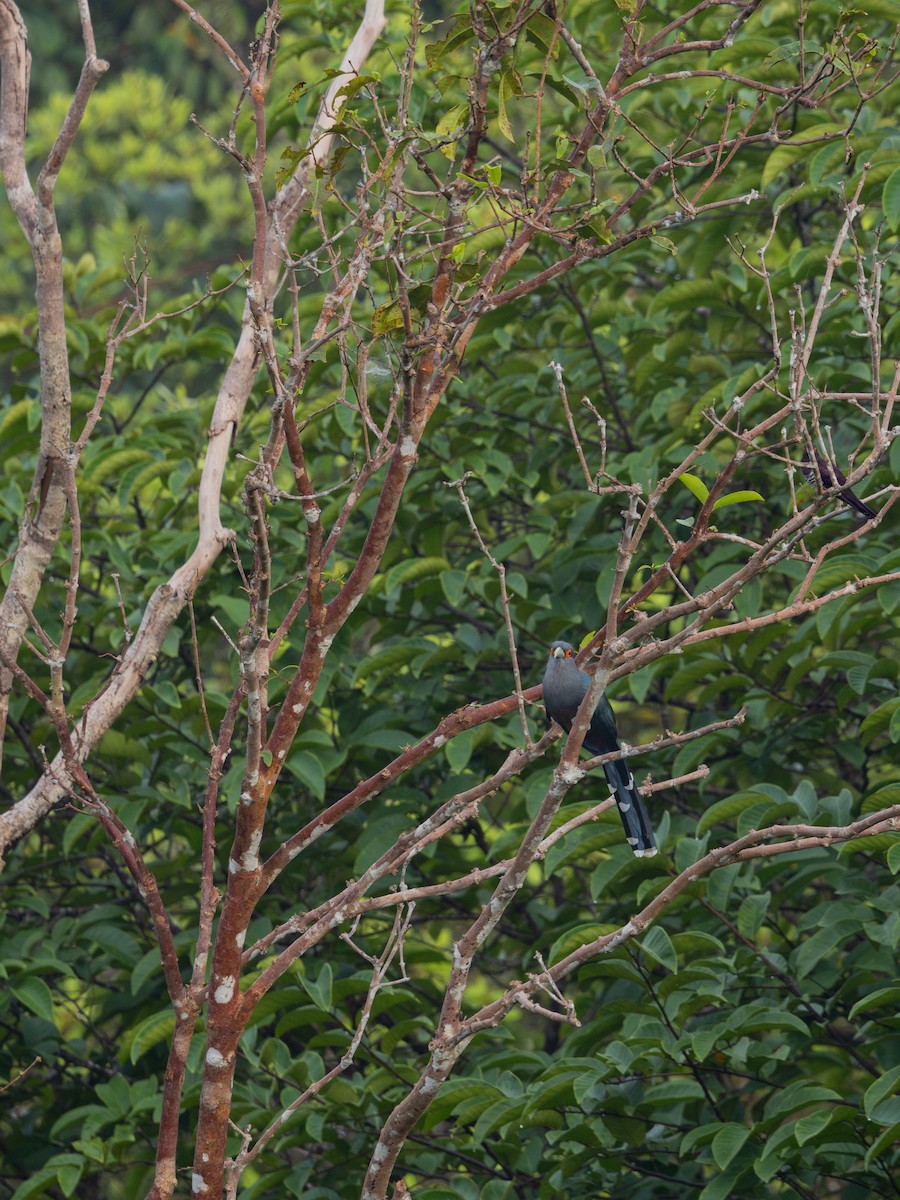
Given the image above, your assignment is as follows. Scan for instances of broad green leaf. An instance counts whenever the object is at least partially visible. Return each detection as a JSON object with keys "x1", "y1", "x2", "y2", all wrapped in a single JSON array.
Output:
[
  {"x1": 333, "y1": 74, "x2": 377, "y2": 107},
  {"x1": 425, "y1": 14, "x2": 474, "y2": 69},
  {"x1": 794, "y1": 922, "x2": 856, "y2": 979},
  {"x1": 864, "y1": 1065, "x2": 900, "y2": 1119},
  {"x1": 62, "y1": 812, "x2": 98, "y2": 857},
  {"x1": 736, "y1": 891, "x2": 770, "y2": 939},
  {"x1": 711, "y1": 1123, "x2": 750, "y2": 1171},
  {"x1": 95, "y1": 1073, "x2": 131, "y2": 1117},
  {"x1": 737, "y1": 1009, "x2": 809, "y2": 1039},
  {"x1": 131, "y1": 948, "x2": 163, "y2": 996},
  {"x1": 10, "y1": 1156, "x2": 84, "y2": 1200},
  {"x1": 524, "y1": 11, "x2": 561, "y2": 57},
  {"x1": 548, "y1": 923, "x2": 619, "y2": 965},
  {"x1": 884, "y1": 166, "x2": 900, "y2": 231},
  {"x1": 711, "y1": 490, "x2": 764, "y2": 510},
  {"x1": 300, "y1": 962, "x2": 333, "y2": 1012},
  {"x1": 440, "y1": 568, "x2": 467, "y2": 606},
  {"x1": 691, "y1": 1027, "x2": 720, "y2": 1060},
  {"x1": 12, "y1": 977, "x2": 55, "y2": 1023},
  {"x1": 794, "y1": 1109, "x2": 832, "y2": 1145},
  {"x1": 445, "y1": 728, "x2": 475, "y2": 773},
  {"x1": 97, "y1": 730, "x2": 152, "y2": 765},
  {"x1": 764, "y1": 1082, "x2": 841, "y2": 1120},
  {"x1": 849, "y1": 985, "x2": 900, "y2": 1019},
  {"x1": 286, "y1": 750, "x2": 326, "y2": 799},
  {"x1": 384, "y1": 556, "x2": 450, "y2": 597},
  {"x1": 640, "y1": 925, "x2": 677, "y2": 972},
  {"x1": 697, "y1": 791, "x2": 769, "y2": 836},
  {"x1": 866, "y1": 1121, "x2": 900, "y2": 1168},
  {"x1": 677, "y1": 472, "x2": 709, "y2": 503},
  {"x1": 124, "y1": 1010, "x2": 175, "y2": 1064}
]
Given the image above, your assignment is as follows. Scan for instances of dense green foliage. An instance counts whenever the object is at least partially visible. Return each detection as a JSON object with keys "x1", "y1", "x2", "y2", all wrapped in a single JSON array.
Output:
[{"x1": 1, "y1": 2, "x2": 900, "y2": 1199}]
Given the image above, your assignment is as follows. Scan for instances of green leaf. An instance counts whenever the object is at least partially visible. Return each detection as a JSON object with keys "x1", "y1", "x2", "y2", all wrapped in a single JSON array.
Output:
[
  {"x1": 677, "y1": 472, "x2": 709, "y2": 503},
  {"x1": 864, "y1": 1065, "x2": 900, "y2": 1119},
  {"x1": 97, "y1": 729, "x2": 151, "y2": 765},
  {"x1": 764, "y1": 1082, "x2": 840, "y2": 1120},
  {"x1": 353, "y1": 812, "x2": 409, "y2": 874},
  {"x1": 754, "y1": 1123, "x2": 796, "y2": 1182},
  {"x1": 472, "y1": 1096, "x2": 525, "y2": 1144},
  {"x1": 736, "y1": 891, "x2": 770, "y2": 939},
  {"x1": 737, "y1": 1009, "x2": 810, "y2": 1039},
  {"x1": 12, "y1": 977, "x2": 55, "y2": 1023},
  {"x1": 699, "y1": 1156, "x2": 752, "y2": 1200},
  {"x1": 62, "y1": 812, "x2": 98, "y2": 857},
  {"x1": 524, "y1": 11, "x2": 561, "y2": 57},
  {"x1": 425, "y1": 14, "x2": 474, "y2": 69},
  {"x1": 89, "y1": 924, "x2": 142, "y2": 967},
  {"x1": 762, "y1": 40, "x2": 809, "y2": 69},
  {"x1": 384, "y1": 556, "x2": 450, "y2": 597},
  {"x1": 436, "y1": 101, "x2": 468, "y2": 145},
  {"x1": 548, "y1": 923, "x2": 618, "y2": 965},
  {"x1": 711, "y1": 490, "x2": 764, "y2": 510},
  {"x1": 440, "y1": 569, "x2": 467, "y2": 606},
  {"x1": 333, "y1": 73, "x2": 377, "y2": 107},
  {"x1": 650, "y1": 235, "x2": 678, "y2": 255},
  {"x1": 57, "y1": 1162, "x2": 84, "y2": 1198},
  {"x1": 10, "y1": 1156, "x2": 85, "y2": 1200},
  {"x1": 212, "y1": 591, "x2": 249, "y2": 628},
  {"x1": 445, "y1": 728, "x2": 475, "y2": 773},
  {"x1": 286, "y1": 751, "x2": 325, "y2": 799},
  {"x1": 640, "y1": 926, "x2": 677, "y2": 972},
  {"x1": 300, "y1": 962, "x2": 333, "y2": 1012},
  {"x1": 497, "y1": 72, "x2": 515, "y2": 141},
  {"x1": 884, "y1": 166, "x2": 900, "y2": 231},
  {"x1": 849, "y1": 985, "x2": 900, "y2": 1019},
  {"x1": 561, "y1": 71, "x2": 602, "y2": 94},
  {"x1": 697, "y1": 790, "x2": 770, "y2": 836},
  {"x1": 860, "y1": 699, "x2": 900, "y2": 747},
  {"x1": 711, "y1": 1123, "x2": 750, "y2": 1171},
  {"x1": 124, "y1": 1009, "x2": 175, "y2": 1064},
  {"x1": 131, "y1": 948, "x2": 162, "y2": 996},
  {"x1": 691, "y1": 1028, "x2": 720, "y2": 1060},
  {"x1": 865, "y1": 1121, "x2": 900, "y2": 1168},
  {"x1": 794, "y1": 922, "x2": 856, "y2": 979},
  {"x1": 95, "y1": 1073, "x2": 131, "y2": 1117},
  {"x1": 371, "y1": 299, "x2": 405, "y2": 335},
  {"x1": 353, "y1": 643, "x2": 423, "y2": 686},
  {"x1": 794, "y1": 1109, "x2": 832, "y2": 1145}
]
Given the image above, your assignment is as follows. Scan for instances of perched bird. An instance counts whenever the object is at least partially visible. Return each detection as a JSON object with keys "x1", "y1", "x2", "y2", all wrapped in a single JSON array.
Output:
[
  {"x1": 542, "y1": 641, "x2": 657, "y2": 858},
  {"x1": 801, "y1": 448, "x2": 876, "y2": 522}
]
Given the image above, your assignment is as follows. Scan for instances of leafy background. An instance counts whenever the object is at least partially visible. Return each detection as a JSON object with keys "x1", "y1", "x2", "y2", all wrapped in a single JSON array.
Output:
[{"x1": 1, "y1": 1, "x2": 899, "y2": 1198}]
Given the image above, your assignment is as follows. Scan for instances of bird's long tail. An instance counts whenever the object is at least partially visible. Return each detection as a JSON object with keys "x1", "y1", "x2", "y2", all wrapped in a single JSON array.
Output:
[
  {"x1": 840, "y1": 488, "x2": 877, "y2": 522},
  {"x1": 603, "y1": 760, "x2": 657, "y2": 857}
]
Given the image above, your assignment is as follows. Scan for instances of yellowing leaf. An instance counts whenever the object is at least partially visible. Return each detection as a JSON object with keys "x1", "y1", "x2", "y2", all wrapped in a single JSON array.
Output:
[{"x1": 497, "y1": 72, "x2": 515, "y2": 141}]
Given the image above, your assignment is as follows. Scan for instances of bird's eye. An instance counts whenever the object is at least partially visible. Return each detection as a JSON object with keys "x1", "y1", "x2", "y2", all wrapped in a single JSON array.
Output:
[{"x1": 565, "y1": 649, "x2": 572, "y2": 657}]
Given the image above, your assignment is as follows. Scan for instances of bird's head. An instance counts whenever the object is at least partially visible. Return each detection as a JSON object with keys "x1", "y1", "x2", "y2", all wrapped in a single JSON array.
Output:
[{"x1": 549, "y1": 640, "x2": 576, "y2": 660}]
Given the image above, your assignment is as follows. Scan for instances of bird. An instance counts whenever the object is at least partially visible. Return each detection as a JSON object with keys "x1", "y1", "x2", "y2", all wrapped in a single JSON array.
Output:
[
  {"x1": 542, "y1": 640, "x2": 657, "y2": 858},
  {"x1": 800, "y1": 448, "x2": 876, "y2": 522}
]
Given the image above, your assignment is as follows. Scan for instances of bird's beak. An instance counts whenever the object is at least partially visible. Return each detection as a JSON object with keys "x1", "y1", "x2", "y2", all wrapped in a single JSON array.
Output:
[{"x1": 552, "y1": 646, "x2": 564, "y2": 659}]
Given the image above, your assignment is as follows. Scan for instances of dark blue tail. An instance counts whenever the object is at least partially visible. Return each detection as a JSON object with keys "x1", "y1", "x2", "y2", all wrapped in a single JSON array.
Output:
[{"x1": 603, "y1": 759, "x2": 657, "y2": 857}]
